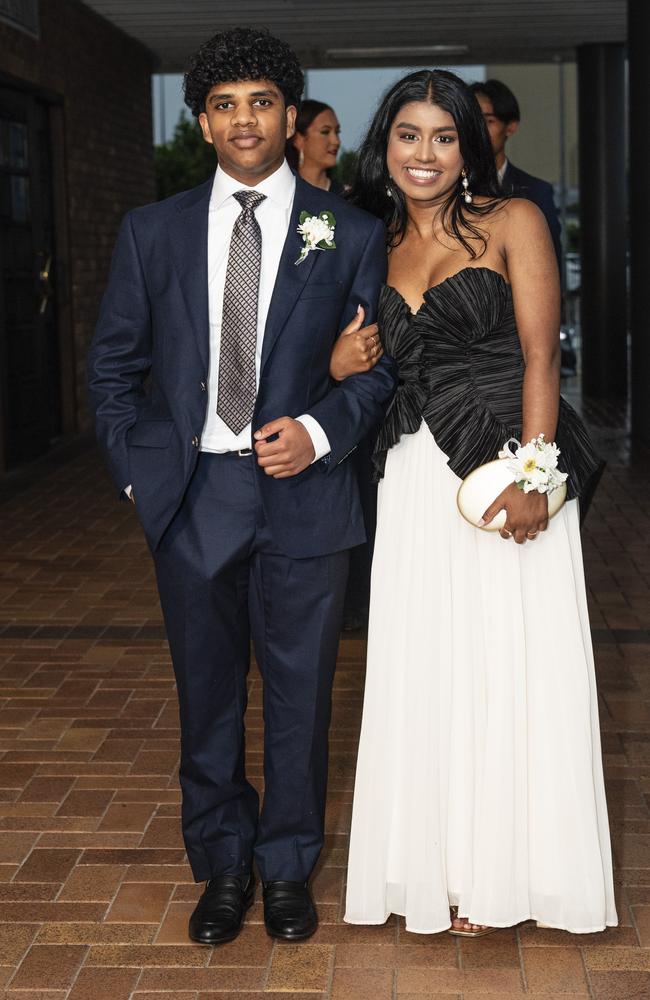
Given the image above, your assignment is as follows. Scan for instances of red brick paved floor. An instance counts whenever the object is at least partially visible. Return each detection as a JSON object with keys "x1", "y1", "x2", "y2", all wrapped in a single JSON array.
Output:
[{"x1": 0, "y1": 408, "x2": 648, "y2": 999}]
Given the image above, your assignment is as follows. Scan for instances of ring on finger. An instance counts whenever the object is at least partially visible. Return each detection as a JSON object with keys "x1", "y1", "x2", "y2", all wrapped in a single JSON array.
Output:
[
  {"x1": 526, "y1": 530, "x2": 539, "y2": 539},
  {"x1": 502, "y1": 529, "x2": 512, "y2": 538}
]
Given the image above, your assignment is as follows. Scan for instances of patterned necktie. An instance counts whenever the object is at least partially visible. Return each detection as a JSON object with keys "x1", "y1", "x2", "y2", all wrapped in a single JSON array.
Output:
[{"x1": 217, "y1": 189, "x2": 267, "y2": 434}]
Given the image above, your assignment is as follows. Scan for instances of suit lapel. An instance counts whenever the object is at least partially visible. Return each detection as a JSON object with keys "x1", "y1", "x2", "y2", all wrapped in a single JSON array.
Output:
[
  {"x1": 503, "y1": 162, "x2": 530, "y2": 197},
  {"x1": 168, "y1": 178, "x2": 213, "y2": 371},
  {"x1": 260, "y1": 177, "x2": 322, "y2": 372}
]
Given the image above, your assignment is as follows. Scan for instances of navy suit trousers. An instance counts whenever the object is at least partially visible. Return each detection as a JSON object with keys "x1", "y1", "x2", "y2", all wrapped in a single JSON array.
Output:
[{"x1": 153, "y1": 451, "x2": 349, "y2": 883}]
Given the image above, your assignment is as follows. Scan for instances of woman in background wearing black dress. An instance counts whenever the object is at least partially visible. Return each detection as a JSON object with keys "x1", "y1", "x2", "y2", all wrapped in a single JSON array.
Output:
[{"x1": 339, "y1": 70, "x2": 616, "y2": 937}]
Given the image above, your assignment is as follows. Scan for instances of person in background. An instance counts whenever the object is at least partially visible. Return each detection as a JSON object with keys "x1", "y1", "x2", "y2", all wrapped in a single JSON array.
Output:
[
  {"x1": 470, "y1": 79, "x2": 561, "y2": 269},
  {"x1": 287, "y1": 99, "x2": 344, "y2": 193}
]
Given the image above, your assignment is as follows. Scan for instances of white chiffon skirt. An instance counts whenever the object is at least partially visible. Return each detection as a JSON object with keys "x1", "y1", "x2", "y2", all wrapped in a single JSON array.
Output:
[{"x1": 345, "y1": 422, "x2": 617, "y2": 934}]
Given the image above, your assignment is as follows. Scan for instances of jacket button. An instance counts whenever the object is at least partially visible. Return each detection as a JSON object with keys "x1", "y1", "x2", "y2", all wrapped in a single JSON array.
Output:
[
  {"x1": 192, "y1": 435, "x2": 200, "y2": 448},
  {"x1": 200, "y1": 381, "x2": 206, "y2": 392}
]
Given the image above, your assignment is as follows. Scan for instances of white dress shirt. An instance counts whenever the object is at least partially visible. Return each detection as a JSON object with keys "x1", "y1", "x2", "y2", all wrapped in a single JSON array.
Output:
[
  {"x1": 497, "y1": 157, "x2": 508, "y2": 186},
  {"x1": 200, "y1": 160, "x2": 330, "y2": 458}
]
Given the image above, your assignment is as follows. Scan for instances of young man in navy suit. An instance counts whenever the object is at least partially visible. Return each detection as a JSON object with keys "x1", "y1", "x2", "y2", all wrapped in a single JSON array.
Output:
[
  {"x1": 470, "y1": 79, "x2": 562, "y2": 269},
  {"x1": 88, "y1": 27, "x2": 394, "y2": 945}
]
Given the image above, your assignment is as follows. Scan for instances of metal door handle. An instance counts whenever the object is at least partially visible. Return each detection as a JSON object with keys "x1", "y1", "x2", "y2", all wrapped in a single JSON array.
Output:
[{"x1": 38, "y1": 252, "x2": 53, "y2": 314}]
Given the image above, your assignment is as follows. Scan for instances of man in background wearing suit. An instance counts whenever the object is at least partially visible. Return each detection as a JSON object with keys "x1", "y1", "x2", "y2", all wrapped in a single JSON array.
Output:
[
  {"x1": 471, "y1": 79, "x2": 562, "y2": 269},
  {"x1": 88, "y1": 26, "x2": 394, "y2": 948}
]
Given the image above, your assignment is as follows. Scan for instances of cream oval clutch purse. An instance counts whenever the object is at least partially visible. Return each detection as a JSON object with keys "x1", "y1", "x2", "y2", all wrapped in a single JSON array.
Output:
[{"x1": 456, "y1": 457, "x2": 567, "y2": 531}]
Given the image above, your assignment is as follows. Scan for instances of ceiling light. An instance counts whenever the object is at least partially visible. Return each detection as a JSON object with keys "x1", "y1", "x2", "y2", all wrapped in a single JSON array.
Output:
[{"x1": 325, "y1": 45, "x2": 470, "y2": 60}]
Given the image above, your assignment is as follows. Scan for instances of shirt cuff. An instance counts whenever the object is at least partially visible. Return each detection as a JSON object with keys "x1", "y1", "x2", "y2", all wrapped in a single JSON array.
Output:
[
  {"x1": 296, "y1": 414, "x2": 331, "y2": 463},
  {"x1": 124, "y1": 484, "x2": 133, "y2": 499}
]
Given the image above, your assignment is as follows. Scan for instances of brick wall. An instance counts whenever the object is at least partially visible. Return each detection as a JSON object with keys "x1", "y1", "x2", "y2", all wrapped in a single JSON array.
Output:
[{"x1": 0, "y1": 0, "x2": 155, "y2": 431}]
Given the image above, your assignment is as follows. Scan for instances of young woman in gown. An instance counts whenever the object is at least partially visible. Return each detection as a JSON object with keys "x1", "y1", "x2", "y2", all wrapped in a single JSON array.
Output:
[{"x1": 339, "y1": 70, "x2": 617, "y2": 936}]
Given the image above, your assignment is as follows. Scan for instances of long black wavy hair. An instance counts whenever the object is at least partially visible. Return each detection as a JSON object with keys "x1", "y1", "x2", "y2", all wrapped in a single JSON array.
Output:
[
  {"x1": 350, "y1": 69, "x2": 503, "y2": 256},
  {"x1": 183, "y1": 26, "x2": 304, "y2": 118}
]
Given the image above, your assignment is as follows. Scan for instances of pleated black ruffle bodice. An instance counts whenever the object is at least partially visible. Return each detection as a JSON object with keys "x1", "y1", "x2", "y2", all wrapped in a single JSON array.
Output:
[{"x1": 374, "y1": 266, "x2": 602, "y2": 502}]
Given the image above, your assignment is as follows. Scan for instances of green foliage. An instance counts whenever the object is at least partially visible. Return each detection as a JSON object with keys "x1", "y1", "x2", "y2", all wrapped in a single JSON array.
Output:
[
  {"x1": 154, "y1": 111, "x2": 216, "y2": 200},
  {"x1": 331, "y1": 149, "x2": 359, "y2": 188}
]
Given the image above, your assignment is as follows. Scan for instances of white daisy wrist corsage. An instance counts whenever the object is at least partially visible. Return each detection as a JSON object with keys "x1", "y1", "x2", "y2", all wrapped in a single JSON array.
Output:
[{"x1": 499, "y1": 434, "x2": 568, "y2": 494}]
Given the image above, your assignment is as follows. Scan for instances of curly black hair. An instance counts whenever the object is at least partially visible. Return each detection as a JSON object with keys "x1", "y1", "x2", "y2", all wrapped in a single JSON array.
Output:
[{"x1": 183, "y1": 26, "x2": 304, "y2": 118}]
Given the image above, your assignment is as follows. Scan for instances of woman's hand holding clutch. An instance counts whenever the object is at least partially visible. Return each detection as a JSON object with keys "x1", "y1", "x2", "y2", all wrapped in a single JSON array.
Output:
[
  {"x1": 480, "y1": 482, "x2": 549, "y2": 543},
  {"x1": 330, "y1": 305, "x2": 383, "y2": 381}
]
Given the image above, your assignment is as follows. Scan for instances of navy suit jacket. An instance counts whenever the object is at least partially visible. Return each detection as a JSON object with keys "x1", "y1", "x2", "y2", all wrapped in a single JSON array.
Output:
[
  {"x1": 87, "y1": 174, "x2": 396, "y2": 558},
  {"x1": 502, "y1": 161, "x2": 562, "y2": 268}
]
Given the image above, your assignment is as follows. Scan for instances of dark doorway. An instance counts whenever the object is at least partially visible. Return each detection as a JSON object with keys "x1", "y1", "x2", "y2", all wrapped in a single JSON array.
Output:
[{"x1": 0, "y1": 87, "x2": 61, "y2": 470}]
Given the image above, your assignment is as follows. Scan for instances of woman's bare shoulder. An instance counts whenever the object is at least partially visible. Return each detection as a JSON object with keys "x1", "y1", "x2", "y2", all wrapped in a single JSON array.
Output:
[
  {"x1": 474, "y1": 197, "x2": 548, "y2": 252},
  {"x1": 472, "y1": 194, "x2": 543, "y2": 222},
  {"x1": 497, "y1": 196, "x2": 547, "y2": 230}
]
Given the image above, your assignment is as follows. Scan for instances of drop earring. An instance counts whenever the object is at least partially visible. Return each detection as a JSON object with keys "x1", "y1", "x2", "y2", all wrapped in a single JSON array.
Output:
[
  {"x1": 461, "y1": 168, "x2": 473, "y2": 204},
  {"x1": 386, "y1": 176, "x2": 394, "y2": 198}
]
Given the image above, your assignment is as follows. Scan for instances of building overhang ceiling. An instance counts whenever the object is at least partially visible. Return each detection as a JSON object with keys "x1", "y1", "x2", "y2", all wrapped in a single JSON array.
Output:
[{"x1": 82, "y1": 0, "x2": 627, "y2": 72}]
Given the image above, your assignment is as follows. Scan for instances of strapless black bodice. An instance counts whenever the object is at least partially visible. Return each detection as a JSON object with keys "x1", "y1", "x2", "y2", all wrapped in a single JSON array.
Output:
[{"x1": 374, "y1": 267, "x2": 602, "y2": 503}]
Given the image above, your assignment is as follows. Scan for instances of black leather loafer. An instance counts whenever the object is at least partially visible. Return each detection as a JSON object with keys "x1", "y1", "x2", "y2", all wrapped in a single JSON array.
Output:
[
  {"x1": 189, "y1": 874, "x2": 255, "y2": 945},
  {"x1": 263, "y1": 880, "x2": 318, "y2": 941}
]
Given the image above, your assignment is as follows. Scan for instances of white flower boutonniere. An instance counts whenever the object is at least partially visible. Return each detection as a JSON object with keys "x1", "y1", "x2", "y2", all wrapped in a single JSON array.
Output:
[{"x1": 295, "y1": 210, "x2": 336, "y2": 265}]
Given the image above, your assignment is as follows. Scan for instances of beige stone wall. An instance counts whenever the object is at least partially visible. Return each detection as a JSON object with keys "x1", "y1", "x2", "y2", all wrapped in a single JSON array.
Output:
[{"x1": 483, "y1": 63, "x2": 578, "y2": 189}]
